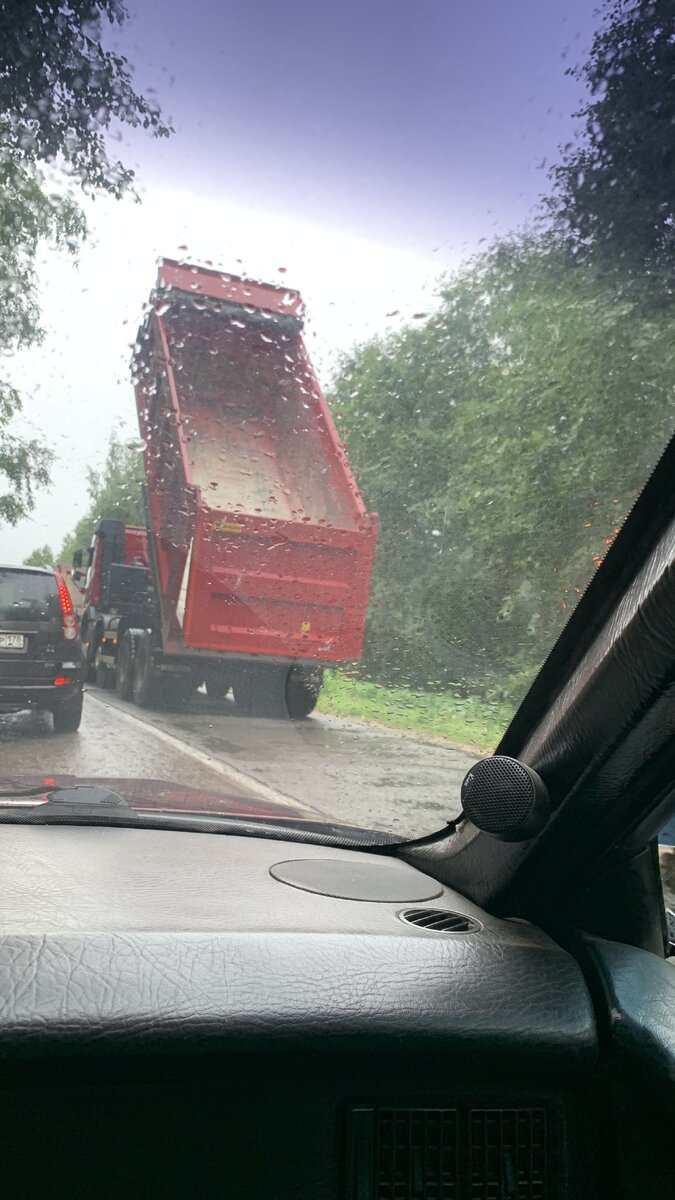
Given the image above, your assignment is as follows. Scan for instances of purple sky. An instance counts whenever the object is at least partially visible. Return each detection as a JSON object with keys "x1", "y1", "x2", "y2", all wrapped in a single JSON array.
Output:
[
  {"x1": 1, "y1": 0, "x2": 605, "y2": 561},
  {"x1": 118, "y1": 0, "x2": 598, "y2": 257}
]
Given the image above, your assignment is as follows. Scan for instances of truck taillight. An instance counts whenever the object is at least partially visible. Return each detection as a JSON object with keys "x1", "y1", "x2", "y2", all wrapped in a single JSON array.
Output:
[{"x1": 56, "y1": 575, "x2": 79, "y2": 639}]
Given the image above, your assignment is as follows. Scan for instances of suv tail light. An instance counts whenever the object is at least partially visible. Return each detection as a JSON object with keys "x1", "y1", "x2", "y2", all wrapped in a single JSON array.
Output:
[{"x1": 56, "y1": 575, "x2": 79, "y2": 641}]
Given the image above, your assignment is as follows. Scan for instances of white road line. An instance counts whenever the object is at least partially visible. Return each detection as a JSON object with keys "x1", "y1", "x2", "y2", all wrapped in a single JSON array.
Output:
[{"x1": 86, "y1": 690, "x2": 308, "y2": 812}]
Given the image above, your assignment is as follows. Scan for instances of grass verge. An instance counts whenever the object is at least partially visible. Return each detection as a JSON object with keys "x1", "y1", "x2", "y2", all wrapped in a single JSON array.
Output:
[{"x1": 317, "y1": 671, "x2": 512, "y2": 753}]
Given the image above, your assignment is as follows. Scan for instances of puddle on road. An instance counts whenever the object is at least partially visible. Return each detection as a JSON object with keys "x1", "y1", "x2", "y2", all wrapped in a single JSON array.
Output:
[{"x1": 196, "y1": 733, "x2": 245, "y2": 756}]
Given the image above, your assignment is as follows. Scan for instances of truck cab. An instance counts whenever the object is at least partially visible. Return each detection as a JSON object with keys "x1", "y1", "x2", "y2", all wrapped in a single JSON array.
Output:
[{"x1": 76, "y1": 520, "x2": 152, "y2": 686}]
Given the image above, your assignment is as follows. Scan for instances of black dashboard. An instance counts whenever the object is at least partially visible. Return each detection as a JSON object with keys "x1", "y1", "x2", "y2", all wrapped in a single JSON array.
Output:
[{"x1": 0, "y1": 824, "x2": 613, "y2": 1198}]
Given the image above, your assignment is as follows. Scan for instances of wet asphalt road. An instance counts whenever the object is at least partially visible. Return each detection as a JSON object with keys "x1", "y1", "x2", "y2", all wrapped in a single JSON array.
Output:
[{"x1": 0, "y1": 686, "x2": 477, "y2": 837}]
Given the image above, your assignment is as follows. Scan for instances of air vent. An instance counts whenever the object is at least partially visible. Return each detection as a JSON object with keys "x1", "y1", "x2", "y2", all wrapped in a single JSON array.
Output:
[
  {"x1": 470, "y1": 1108, "x2": 547, "y2": 1199},
  {"x1": 399, "y1": 908, "x2": 482, "y2": 934}
]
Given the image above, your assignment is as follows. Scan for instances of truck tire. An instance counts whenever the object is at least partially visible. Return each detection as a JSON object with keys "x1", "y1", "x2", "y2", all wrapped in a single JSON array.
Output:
[
  {"x1": 52, "y1": 689, "x2": 84, "y2": 733},
  {"x1": 116, "y1": 629, "x2": 140, "y2": 700},
  {"x1": 94, "y1": 645, "x2": 113, "y2": 689},
  {"x1": 81, "y1": 619, "x2": 98, "y2": 684},
  {"x1": 286, "y1": 666, "x2": 323, "y2": 719},
  {"x1": 132, "y1": 632, "x2": 158, "y2": 708}
]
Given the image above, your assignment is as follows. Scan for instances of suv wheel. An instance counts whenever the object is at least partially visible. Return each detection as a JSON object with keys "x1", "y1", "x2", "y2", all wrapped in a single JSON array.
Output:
[{"x1": 52, "y1": 689, "x2": 83, "y2": 733}]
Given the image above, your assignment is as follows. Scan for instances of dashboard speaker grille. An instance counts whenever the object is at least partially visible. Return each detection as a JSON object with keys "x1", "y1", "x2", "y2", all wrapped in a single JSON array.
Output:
[
  {"x1": 469, "y1": 1109, "x2": 547, "y2": 1199},
  {"x1": 356, "y1": 1107, "x2": 460, "y2": 1200},
  {"x1": 347, "y1": 1106, "x2": 548, "y2": 1200}
]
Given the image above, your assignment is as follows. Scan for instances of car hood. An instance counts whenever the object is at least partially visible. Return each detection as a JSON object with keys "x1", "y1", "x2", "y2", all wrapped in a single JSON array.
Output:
[{"x1": 0, "y1": 774, "x2": 321, "y2": 824}]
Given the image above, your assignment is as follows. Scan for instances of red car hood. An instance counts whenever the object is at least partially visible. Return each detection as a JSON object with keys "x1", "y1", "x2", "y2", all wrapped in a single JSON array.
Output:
[{"x1": 0, "y1": 774, "x2": 320, "y2": 824}]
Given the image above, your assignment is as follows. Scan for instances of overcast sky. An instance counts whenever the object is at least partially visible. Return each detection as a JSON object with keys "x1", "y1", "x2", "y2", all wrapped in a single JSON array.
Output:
[{"x1": 0, "y1": 0, "x2": 597, "y2": 561}]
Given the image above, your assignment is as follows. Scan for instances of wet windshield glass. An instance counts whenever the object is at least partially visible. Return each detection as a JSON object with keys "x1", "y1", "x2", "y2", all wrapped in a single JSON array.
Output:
[{"x1": 0, "y1": 1, "x2": 673, "y2": 837}]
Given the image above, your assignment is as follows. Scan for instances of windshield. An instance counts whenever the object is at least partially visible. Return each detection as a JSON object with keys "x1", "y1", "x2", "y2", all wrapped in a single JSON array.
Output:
[{"x1": 0, "y1": 1, "x2": 674, "y2": 838}]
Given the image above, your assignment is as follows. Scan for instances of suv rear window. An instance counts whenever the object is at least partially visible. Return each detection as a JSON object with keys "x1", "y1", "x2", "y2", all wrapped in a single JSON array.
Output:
[{"x1": 0, "y1": 570, "x2": 59, "y2": 623}]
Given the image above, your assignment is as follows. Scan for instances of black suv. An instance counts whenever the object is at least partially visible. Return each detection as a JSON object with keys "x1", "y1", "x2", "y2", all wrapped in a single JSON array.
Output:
[{"x1": 0, "y1": 566, "x2": 84, "y2": 732}]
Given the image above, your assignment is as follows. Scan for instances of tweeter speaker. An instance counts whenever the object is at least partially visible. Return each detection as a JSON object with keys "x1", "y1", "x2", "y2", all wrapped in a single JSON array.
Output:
[{"x1": 460, "y1": 755, "x2": 550, "y2": 841}]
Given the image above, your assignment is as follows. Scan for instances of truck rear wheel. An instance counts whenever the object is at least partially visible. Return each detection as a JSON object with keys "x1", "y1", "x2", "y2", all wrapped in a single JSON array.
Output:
[
  {"x1": 132, "y1": 632, "x2": 158, "y2": 708},
  {"x1": 232, "y1": 664, "x2": 321, "y2": 720},
  {"x1": 116, "y1": 629, "x2": 140, "y2": 701},
  {"x1": 285, "y1": 666, "x2": 323, "y2": 719},
  {"x1": 94, "y1": 646, "x2": 113, "y2": 690},
  {"x1": 81, "y1": 621, "x2": 98, "y2": 684}
]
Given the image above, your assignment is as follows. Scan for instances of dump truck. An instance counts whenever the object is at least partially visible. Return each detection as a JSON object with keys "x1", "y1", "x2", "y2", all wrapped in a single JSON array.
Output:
[{"x1": 76, "y1": 260, "x2": 378, "y2": 717}]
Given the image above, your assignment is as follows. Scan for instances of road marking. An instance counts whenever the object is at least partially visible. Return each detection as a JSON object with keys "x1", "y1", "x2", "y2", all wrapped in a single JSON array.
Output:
[{"x1": 86, "y1": 690, "x2": 311, "y2": 812}]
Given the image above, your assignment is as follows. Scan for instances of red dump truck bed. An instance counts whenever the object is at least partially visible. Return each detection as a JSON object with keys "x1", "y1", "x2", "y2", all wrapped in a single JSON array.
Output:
[{"x1": 134, "y1": 260, "x2": 377, "y2": 665}]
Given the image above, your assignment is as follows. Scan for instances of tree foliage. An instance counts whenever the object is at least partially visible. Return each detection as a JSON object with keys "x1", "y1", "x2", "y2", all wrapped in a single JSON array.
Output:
[
  {"x1": 0, "y1": 1, "x2": 170, "y2": 529},
  {"x1": 23, "y1": 543, "x2": 54, "y2": 568},
  {"x1": 58, "y1": 437, "x2": 145, "y2": 565},
  {"x1": 332, "y1": 234, "x2": 675, "y2": 701},
  {"x1": 325, "y1": 0, "x2": 675, "y2": 704},
  {"x1": 0, "y1": 382, "x2": 52, "y2": 525},
  {"x1": 551, "y1": 0, "x2": 675, "y2": 280},
  {"x1": 0, "y1": 1, "x2": 170, "y2": 198}
]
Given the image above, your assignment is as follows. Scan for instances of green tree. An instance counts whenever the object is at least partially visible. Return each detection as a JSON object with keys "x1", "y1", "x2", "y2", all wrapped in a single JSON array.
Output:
[
  {"x1": 59, "y1": 436, "x2": 145, "y2": 565},
  {"x1": 551, "y1": 0, "x2": 675, "y2": 281},
  {"x1": 0, "y1": 383, "x2": 54, "y2": 525},
  {"x1": 23, "y1": 543, "x2": 55, "y2": 568},
  {"x1": 332, "y1": 233, "x2": 675, "y2": 702},
  {"x1": 0, "y1": 1, "x2": 170, "y2": 529}
]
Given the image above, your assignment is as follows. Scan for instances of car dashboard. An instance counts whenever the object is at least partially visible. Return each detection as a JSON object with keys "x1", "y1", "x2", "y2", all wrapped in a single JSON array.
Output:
[{"x1": 0, "y1": 823, "x2": 641, "y2": 1199}]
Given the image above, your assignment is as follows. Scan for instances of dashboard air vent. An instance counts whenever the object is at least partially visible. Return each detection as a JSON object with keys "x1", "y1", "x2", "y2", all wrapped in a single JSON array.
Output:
[{"x1": 399, "y1": 908, "x2": 482, "y2": 934}]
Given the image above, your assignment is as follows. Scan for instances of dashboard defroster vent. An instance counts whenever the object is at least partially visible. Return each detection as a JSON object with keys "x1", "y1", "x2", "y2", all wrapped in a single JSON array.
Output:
[{"x1": 399, "y1": 908, "x2": 482, "y2": 934}]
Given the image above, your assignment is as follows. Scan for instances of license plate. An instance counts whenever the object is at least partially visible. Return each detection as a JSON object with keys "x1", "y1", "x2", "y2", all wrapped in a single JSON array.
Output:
[{"x1": 0, "y1": 633, "x2": 26, "y2": 650}]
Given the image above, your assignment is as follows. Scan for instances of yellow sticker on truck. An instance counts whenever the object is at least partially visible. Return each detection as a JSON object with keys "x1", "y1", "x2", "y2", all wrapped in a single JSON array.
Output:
[{"x1": 212, "y1": 521, "x2": 245, "y2": 534}]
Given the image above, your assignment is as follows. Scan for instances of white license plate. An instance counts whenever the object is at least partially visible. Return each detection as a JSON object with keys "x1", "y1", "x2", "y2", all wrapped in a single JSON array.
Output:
[{"x1": 0, "y1": 633, "x2": 26, "y2": 650}]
